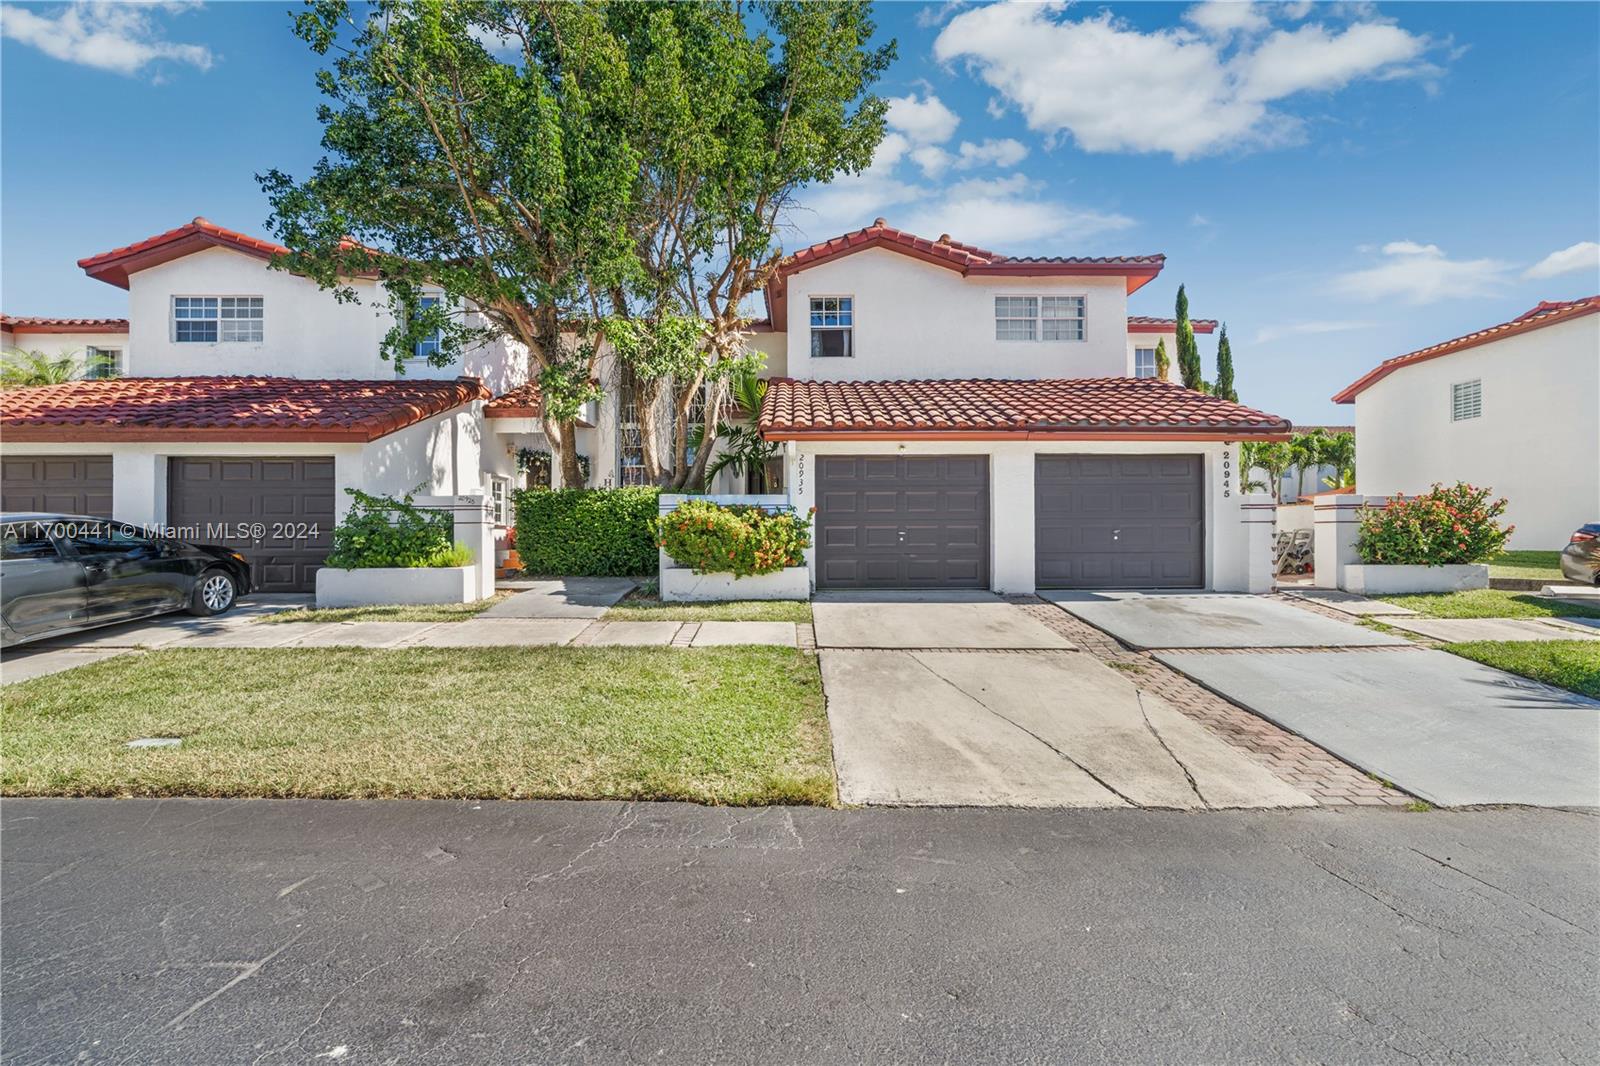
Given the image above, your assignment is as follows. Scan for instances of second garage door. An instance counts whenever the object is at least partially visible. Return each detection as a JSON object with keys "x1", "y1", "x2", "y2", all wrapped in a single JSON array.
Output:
[
  {"x1": 1036, "y1": 454, "x2": 1204, "y2": 589},
  {"x1": 815, "y1": 455, "x2": 989, "y2": 589},
  {"x1": 1, "y1": 455, "x2": 113, "y2": 517},
  {"x1": 167, "y1": 457, "x2": 336, "y2": 592}
]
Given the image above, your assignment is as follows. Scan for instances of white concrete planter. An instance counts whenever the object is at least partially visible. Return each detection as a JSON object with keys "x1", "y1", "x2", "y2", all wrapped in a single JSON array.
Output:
[
  {"x1": 660, "y1": 566, "x2": 810, "y2": 602},
  {"x1": 315, "y1": 565, "x2": 478, "y2": 608},
  {"x1": 1341, "y1": 563, "x2": 1489, "y2": 595}
]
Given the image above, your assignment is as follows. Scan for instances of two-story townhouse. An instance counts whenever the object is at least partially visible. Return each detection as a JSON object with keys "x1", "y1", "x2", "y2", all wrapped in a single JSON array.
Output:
[
  {"x1": 1333, "y1": 295, "x2": 1600, "y2": 548},
  {"x1": 2, "y1": 215, "x2": 1290, "y2": 595},
  {"x1": 740, "y1": 221, "x2": 1291, "y2": 594},
  {"x1": 1, "y1": 316, "x2": 131, "y2": 378}
]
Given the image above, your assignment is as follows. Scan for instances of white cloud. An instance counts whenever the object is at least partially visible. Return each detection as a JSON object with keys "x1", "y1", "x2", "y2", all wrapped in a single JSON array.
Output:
[
  {"x1": 1185, "y1": 2, "x2": 1271, "y2": 39},
  {"x1": 1332, "y1": 242, "x2": 1513, "y2": 305},
  {"x1": 0, "y1": 1, "x2": 214, "y2": 77},
  {"x1": 1253, "y1": 319, "x2": 1377, "y2": 344},
  {"x1": 933, "y1": 2, "x2": 1439, "y2": 160},
  {"x1": 886, "y1": 92, "x2": 960, "y2": 146},
  {"x1": 1522, "y1": 241, "x2": 1600, "y2": 281},
  {"x1": 908, "y1": 145, "x2": 953, "y2": 178},
  {"x1": 915, "y1": 2, "x2": 971, "y2": 30},
  {"x1": 955, "y1": 138, "x2": 1029, "y2": 169},
  {"x1": 897, "y1": 174, "x2": 1135, "y2": 249}
]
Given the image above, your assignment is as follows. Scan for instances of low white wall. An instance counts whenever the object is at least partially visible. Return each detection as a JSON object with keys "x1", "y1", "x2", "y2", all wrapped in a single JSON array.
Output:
[
  {"x1": 784, "y1": 439, "x2": 1250, "y2": 594},
  {"x1": 661, "y1": 567, "x2": 809, "y2": 602},
  {"x1": 1276, "y1": 503, "x2": 1314, "y2": 533},
  {"x1": 315, "y1": 565, "x2": 475, "y2": 607},
  {"x1": 1342, "y1": 564, "x2": 1489, "y2": 595}
]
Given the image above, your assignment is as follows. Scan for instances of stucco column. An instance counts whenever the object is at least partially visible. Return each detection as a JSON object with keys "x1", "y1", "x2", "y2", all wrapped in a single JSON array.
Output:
[
  {"x1": 989, "y1": 447, "x2": 1034, "y2": 594},
  {"x1": 1240, "y1": 493, "x2": 1276, "y2": 593},
  {"x1": 112, "y1": 451, "x2": 162, "y2": 528},
  {"x1": 786, "y1": 443, "x2": 817, "y2": 591},
  {"x1": 1314, "y1": 494, "x2": 1379, "y2": 589},
  {"x1": 414, "y1": 494, "x2": 495, "y2": 600}
]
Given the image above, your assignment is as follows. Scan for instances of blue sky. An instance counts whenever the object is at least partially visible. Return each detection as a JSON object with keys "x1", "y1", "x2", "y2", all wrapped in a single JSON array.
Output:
[{"x1": 3, "y1": 1, "x2": 1596, "y2": 423}]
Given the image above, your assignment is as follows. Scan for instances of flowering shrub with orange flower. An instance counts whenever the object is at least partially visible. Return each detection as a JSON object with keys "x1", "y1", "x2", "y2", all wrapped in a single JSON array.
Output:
[
  {"x1": 1355, "y1": 482, "x2": 1512, "y2": 565},
  {"x1": 658, "y1": 499, "x2": 812, "y2": 577}
]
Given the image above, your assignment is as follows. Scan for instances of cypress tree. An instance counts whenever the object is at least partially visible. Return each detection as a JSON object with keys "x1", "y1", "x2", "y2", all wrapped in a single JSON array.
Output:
[
  {"x1": 1175, "y1": 284, "x2": 1202, "y2": 389},
  {"x1": 1215, "y1": 323, "x2": 1236, "y2": 402},
  {"x1": 1154, "y1": 337, "x2": 1170, "y2": 381}
]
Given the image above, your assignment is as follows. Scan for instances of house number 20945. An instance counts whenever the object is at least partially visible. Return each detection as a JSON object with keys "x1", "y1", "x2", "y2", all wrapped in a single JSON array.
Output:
[{"x1": 1221, "y1": 448, "x2": 1232, "y2": 499}]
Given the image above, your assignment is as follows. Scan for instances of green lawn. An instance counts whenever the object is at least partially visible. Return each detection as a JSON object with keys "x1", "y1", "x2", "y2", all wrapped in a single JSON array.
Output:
[
  {"x1": 1, "y1": 647, "x2": 834, "y2": 805},
  {"x1": 1443, "y1": 640, "x2": 1600, "y2": 699},
  {"x1": 258, "y1": 591, "x2": 513, "y2": 624},
  {"x1": 1376, "y1": 589, "x2": 1600, "y2": 620},
  {"x1": 1487, "y1": 550, "x2": 1564, "y2": 581},
  {"x1": 604, "y1": 595, "x2": 813, "y2": 623}
]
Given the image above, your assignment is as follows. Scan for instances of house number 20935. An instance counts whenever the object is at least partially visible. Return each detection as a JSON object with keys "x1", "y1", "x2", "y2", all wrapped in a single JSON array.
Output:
[{"x1": 1221, "y1": 448, "x2": 1232, "y2": 499}]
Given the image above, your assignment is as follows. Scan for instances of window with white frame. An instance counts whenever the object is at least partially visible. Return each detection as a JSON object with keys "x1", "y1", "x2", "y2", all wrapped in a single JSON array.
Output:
[
  {"x1": 412, "y1": 295, "x2": 442, "y2": 362},
  {"x1": 809, "y1": 296, "x2": 853, "y2": 357},
  {"x1": 1133, "y1": 347, "x2": 1157, "y2": 379},
  {"x1": 173, "y1": 296, "x2": 263, "y2": 343},
  {"x1": 488, "y1": 475, "x2": 511, "y2": 525},
  {"x1": 997, "y1": 295, "x2": 1086, "y2": 342},
  {"x1": 85, "y1": 346, "x2": 122, "y2": 379},
  {"x1": 1451, "y1": 379, "x2": 1482, "y2": 422}
]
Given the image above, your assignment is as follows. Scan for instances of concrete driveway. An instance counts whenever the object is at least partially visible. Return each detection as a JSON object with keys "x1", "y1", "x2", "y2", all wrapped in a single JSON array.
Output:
[
  {"x1": 815, "y1": 593, "x2": 1311, "y2": 809},
  {"x1": 1043, "y1": 590, "x2": 1407, "y2": 649}
]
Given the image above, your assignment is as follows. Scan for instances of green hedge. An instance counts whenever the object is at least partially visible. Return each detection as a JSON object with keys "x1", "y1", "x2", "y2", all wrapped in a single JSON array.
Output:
[{"x1": 513, "y1": 486, "x2": 660, "y2": 576}]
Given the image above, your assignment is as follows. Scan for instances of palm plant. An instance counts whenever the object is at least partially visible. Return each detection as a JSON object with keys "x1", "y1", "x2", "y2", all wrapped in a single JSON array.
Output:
[
  {"x1": 1242, "y1": 440, "x2": 1292, "y2": 501},
  {"x1": 0, "y1": 347, "x2": 116, "y2": 388},
  {"x1": 1319, "y1": 431, "x2": 1356, "y2": 489},
  {"x1": 1287, "y1": 429, "x2": 1328, "y2": 500},
  {"x1": 703, "y1": 369, "x2": 780, "y2": 492}
]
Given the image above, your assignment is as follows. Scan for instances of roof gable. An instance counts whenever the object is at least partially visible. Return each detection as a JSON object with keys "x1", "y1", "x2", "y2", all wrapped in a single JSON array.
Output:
[{"x1": 1333, "y1": 295, "x2": 1600, "y2": 403}]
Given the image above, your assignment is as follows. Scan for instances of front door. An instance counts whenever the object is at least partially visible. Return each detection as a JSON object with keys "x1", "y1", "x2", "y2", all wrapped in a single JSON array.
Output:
[{"x1": 59, "y1": 522, "x2": 190, "y2": 619}]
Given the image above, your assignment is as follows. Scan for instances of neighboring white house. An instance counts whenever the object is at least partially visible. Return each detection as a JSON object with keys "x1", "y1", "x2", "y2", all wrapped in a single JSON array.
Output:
[
  {"x1": 1, "y1": 315, "x2": 130, "y2": 378},
  {"x1": 1126, "y1": 315, "x2": 1216, "y2": 381},
  {"x1": 2, "y1": 215, "x2": 1289, "y2": 594},
  {"x1": 1332, "y1": 296, "x2": 1600, "y2": 548}
]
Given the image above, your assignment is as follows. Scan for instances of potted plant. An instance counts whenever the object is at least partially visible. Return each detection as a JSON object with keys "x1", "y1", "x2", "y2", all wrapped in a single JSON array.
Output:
[
  {"x1": 315, "y1": 489, "x2": 481, "y2": 607},
  {"x1": 657, "y1": 498, "x2": 812, "y2": 601}
]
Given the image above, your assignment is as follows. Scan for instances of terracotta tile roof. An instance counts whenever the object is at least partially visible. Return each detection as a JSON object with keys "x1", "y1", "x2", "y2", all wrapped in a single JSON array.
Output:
[
  {"x1": 77, "y1": 217, "x2": 380, "y2": 289},
  {"x1": 763, "y1": 218, "x2": 1165, "y2": 329},
  {"x1": 2, "y1": 376, "x2": 489, "y2": 443},
  {"x1": 1333, "y1": 295, "x2": 1600, "y2": 403},
  {"x1": 759, "y1": 377, "x2": 1291, "y2": 440},
  {"x1": 1127, "y1": 316, "x2": 1217, "y2": 334},
  {"x1": 1, "y1": 315, "x2": 129, "y2": 335},
  {"x1": 484, "y1": 382, "x2": 594, "y2": 427}
]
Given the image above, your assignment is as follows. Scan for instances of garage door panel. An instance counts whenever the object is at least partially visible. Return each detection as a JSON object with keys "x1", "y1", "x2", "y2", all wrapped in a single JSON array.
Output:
[
  {"x1": 167, "y1": 457, "x2": 335, "y2": 593},
  {"x1": 1, "y1": 455, "x2": 115, "y2": 518},
  {"x1": 816, "y1": 454, "x2": 990, "y2": 589},
  {"x1": 1036, "y1": 455, "x2": 1204, "y2": 589}
]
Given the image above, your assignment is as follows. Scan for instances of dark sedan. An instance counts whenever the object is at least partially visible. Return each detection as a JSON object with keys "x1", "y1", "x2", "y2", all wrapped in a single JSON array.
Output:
[
  {"x1": 1, "y1": 514, "x2": 252, "y2": 649},
  {"x1": 1560, "y1": 524, "x2": 1600, "y2": 586}
]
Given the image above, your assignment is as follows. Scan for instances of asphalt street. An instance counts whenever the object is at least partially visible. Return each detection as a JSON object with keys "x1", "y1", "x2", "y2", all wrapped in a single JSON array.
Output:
[{"x1": 2, "y1": 799, "x2": 1595, "y2": 1065}]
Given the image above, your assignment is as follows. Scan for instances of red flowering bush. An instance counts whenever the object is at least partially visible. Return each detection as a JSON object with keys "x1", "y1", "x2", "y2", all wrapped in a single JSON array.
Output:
[
  {"x1": 658, "y1": 499, "x2": 812, "y2": 577},
  {"x1": 1355, "y1": 482, "x2": 1513, "y2": 565}
]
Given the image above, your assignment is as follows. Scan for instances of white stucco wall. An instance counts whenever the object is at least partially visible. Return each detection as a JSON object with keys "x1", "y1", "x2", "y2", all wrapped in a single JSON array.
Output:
[
  {"x1": 783, "y1": 438, "x2": 1248, "y2": 594},
  {"x1": 1350, "y1": 313, "x2": 1600, "y2": 548},
  {"x1": 782, "y1": 248, "x2": 1129, "y2": 381},
  {"x1": 1126, "y1": 330, "x2": 1175, "y2": 379},
  {"x1": 2, "y1": 330, "x2": 131, "y2": 374}
]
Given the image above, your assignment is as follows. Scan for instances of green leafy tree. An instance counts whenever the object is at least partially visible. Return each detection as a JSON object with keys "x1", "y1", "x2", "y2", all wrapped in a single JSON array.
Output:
[
  {"x1": 1214, "y1": 323, "x2": 1237, "y2": 402},
  {"x1": 1175, "y1": 284, "x2": 1202, "y2": 389},
  {"x1": 704, "y1": 368, "x2": 782, "y2": 492},
  {"x1": 1, "y1": 348, "x2": 115, "y2": 388},
  {"x1": 605, "y1": 0, "x2": 892, "y2": 489},
  {"x1": 1287, "y1": 428, "x2": 1329, "y2": 499},
  {"x1": 1153, "y1": 337, "x2": 1170, "y2": 381},
  {"x1": 260, "y1": 0, "x2": 641, "y2": 488},
  {"x1": 1319, "y1": 430, "x2": 1356, "y2": 489},
  {"x1": 1242, "y1": 440, "x2": 1292, "y2": 501}
]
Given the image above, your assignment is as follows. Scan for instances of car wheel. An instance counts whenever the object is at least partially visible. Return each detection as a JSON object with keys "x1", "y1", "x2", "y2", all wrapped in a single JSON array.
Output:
[{"x1": 190, "y1": 569, "x2": 238, "y2": 616}]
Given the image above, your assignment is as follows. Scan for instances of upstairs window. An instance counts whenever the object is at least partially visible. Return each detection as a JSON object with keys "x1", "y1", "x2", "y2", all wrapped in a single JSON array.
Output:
[
  {"x1": 413, "y1": 295, "x2": 442, "y2": 362},
  {"x1": 1134, "y1": 347, "x2": 1157, "y2": 379},
  {"x1": 809, "y1": 296, "x2": 853, "y2": 357},
  {"x1": 1451, "y1": 379, "x2": 1482, "y2": 421},
  {"x1": 996, "y1": 295, "x2": 1087, "y2": 342},
  {"x1": 173, "y1": 296, "x2": 263, "y2": 343},
  {"x1": 85, "y1": 346, "x2": 122, "y2": 379}
]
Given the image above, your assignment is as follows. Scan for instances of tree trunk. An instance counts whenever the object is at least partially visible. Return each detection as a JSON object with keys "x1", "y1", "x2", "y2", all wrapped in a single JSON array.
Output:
[{"x1": 545, "y1": 418, "x2": 581, "y2": 488}]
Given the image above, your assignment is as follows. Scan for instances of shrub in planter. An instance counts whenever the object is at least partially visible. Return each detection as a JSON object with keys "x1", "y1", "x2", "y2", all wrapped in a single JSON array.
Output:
[
  {"x1": 659, "y1": 499, "x2": 812, "y2": 577},
  {"x1": 1355, "y1": 482, "x2": 1513, "y2": 565},
  {"x1": 323, "y1": 489, "x2": 471, "y2": 569},
  {"x1": 514, "y1": 486, "x2": 660, "y2": 576}
]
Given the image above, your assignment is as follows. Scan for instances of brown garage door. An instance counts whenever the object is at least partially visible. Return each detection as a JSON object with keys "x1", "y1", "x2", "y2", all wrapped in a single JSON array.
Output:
[
  {"x1": 1, "y1": 455, "x2": 114, "y2": 517},
  {"x1": 1036, "y1": 455, "x2": 1204, "y2": 589},
  {"x1": 815, "y1": 455, "x2": 989, "y2": 589},
  {"x1": 167, "y1": 457, "x2": 336, "y2": 592}
]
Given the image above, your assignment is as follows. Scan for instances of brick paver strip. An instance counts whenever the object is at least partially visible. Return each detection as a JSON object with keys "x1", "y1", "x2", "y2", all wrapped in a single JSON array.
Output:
[{"x1": 1011, "y1": 597, "x2": 1413, "y2": 807}]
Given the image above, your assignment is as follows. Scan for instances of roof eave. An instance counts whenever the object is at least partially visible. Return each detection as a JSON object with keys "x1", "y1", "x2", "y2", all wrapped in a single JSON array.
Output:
[{"x1": 761, "y1": 425, "x2": 1292, "y2": 442}]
